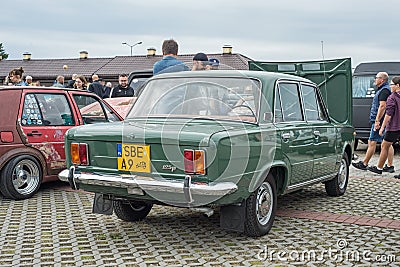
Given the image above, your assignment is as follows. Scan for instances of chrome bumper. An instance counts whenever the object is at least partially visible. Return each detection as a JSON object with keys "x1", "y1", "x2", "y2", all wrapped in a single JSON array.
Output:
[{"x1": 58, "y1": 167, "x2": 238, "y2": 203}]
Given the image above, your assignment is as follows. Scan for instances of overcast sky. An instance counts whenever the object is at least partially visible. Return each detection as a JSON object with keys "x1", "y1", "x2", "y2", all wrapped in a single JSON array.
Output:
[{"x1": 1, "y1": 0, "x2": 398, "y2": 67}]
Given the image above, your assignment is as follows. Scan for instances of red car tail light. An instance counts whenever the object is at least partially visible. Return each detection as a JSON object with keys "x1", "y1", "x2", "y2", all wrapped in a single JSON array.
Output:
[
  {"x1": 184, "y1": 149, "x2": 205, "y2": 175},
  {"x1": 79, "y1": 143, "x2": 89, "y2": 165},
  {"x1": 71, "y1": 143, "x2": 89, "y2": 165},
  {"x1": 184, "y1": 149, "x2": 194, "y2": 173}
]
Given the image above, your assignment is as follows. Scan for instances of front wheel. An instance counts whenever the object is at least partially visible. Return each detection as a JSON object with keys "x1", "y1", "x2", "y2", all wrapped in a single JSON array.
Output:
[
  {"x1": 244, "y1": 174, "x2": 277, "y2": 237},
  {"x1": 325, "y1": 153, "x2": 349, "y2": 196},
  {"x1": 113, "y1": 200, "x2": 152, "y2": 221},
  {"x1": 0, "y1": 155, "x2": 42, "y2": 200}
]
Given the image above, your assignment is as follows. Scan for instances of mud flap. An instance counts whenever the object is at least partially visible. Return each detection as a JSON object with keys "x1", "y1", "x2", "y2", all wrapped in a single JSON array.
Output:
[
  {"x1": 92, "y1": 193, "x2": 113, "y2": 215},
  {"x1": 220, "y1": 200, "x2": 246, "y2": 233}
]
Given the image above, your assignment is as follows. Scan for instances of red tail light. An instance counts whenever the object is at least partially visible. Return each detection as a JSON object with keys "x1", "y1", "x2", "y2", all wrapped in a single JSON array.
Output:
[
  {"x1": 79, "y1": 144, "x2": 88, "y2": 165},
  {"x1": 71, "y1": 143, "x2": 89, "y2": 165},
  {"x1": 184, "y1": 149, "x2": 194, "y2": 173},
  {"x1": 184, "y1": 149, "x2": 205, "y2": 174}
]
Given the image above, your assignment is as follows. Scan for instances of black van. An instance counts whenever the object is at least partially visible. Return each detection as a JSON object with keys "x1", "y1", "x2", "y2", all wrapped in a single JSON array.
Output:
[{"x1": 352, "y1": 62, "x2": 400, "y2": 150}]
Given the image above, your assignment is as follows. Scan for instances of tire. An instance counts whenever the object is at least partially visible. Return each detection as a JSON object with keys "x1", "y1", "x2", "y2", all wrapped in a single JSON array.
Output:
[
  {"x1": 0, "y1": 155, "x2": 42, "y2": 200},
  {"x1": 113, "y1": 200, "x2": 152, "y2": 221},
  {"x1": 325, "y1": 153, "x2": 349, "y2": 196},
  {"x1": 244, "y1": 174, "x2": 277, "y2": 237}
]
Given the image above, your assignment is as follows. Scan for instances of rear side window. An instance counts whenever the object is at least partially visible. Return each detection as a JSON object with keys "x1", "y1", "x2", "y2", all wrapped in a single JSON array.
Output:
[
  {"x1": 73, "y1": 94, "x2": 119, "y2": 124},
  {"x1": 301, "y1": 84, "x2": 328, "y2": 121},
  {"x1": 22, "y1": 94, "x2": 75, "y2": 126},
  {"x1": 277, "y1": 83, "x2": 303, "y2": 122}
]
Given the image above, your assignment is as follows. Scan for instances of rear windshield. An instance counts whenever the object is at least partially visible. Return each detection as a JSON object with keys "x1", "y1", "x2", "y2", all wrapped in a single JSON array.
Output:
[{"x1": 127, "y1": 77, "x2": 261, "y2": 123}]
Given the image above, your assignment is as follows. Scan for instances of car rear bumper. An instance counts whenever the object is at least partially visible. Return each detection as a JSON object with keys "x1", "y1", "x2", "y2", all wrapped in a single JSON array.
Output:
[{"x1": 58, "y1": 167, "x2": 238, "y2": 203}]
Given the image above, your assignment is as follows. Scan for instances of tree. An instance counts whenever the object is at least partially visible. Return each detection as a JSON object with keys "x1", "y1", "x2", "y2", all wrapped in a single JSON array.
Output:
[{"x1": 0, "y1": 43, "x2": 9, "y2": 60}]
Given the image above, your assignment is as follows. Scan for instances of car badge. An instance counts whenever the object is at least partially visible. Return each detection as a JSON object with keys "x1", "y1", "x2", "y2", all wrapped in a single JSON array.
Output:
[{"x1": 162, "y1": 165, "x2": 177, "y2": 172}]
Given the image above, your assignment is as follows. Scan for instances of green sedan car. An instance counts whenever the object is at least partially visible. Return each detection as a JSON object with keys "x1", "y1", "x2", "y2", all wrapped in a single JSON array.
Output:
[{"x1": 59, "y1": 59, "x2": 354, "y2": 237}]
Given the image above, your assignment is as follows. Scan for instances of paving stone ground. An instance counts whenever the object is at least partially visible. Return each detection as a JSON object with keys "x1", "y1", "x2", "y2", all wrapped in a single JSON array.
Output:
[{"x1": 0, "y1": 143, "x2": 399, "y2": 266}]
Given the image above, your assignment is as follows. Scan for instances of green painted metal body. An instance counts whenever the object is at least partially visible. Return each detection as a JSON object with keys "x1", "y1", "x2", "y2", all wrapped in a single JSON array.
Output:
[{"x1": 64, "y1": 66, "x2": 354, "y2": 206}]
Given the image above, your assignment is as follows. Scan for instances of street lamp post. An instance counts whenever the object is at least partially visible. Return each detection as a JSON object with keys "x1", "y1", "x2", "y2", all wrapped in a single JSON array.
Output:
[{"x1": 122, "y1": 41, "x2": 142, "y2": 56}]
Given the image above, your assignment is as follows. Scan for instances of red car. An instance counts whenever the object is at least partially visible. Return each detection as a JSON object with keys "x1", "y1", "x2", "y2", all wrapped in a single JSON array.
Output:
[{"x1": 0, "y1": 86, "x2": 123, "y2": 200}]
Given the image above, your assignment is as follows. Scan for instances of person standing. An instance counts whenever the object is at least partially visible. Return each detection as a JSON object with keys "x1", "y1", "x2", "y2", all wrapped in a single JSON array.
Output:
[
  {"x1": 109, "y1": 74, "x2": 134, "y2": 98},
  {"x1": 8, "y1": 67, "x2": 27, "y2": 86},
  {"x1": 368, "y1": 76, "x2": 400, "y2": 176},
  {"x1": 88, "y1": 74, "x2": 105, "y2": 97},
  {"x1": 74, "y1": 75, "x2": 88, "y2": 90},
  {"x1": 102, "y1": 82, "x2": 113, "y2": 99},
  {"x1": 153, "y1": 39, "x2": 189, "y2": 75},
  {"x1": 352, "y1": 72, "x2": 394, "y2": 172},
  {"x1": 67, "y1": 74, "x2": 78, "y2": 88},
  {"x1": 208, "y1": 58, "x2": 220, "y2": 70},
  {"x1": 192, "y1": 52, "x2": 209, "y2": 71},
  {"x1": 25, "y1": 75, "x2": 34, "y2": 86},
  {"x1": 52, "y1": 75, "x2": 65, "y2": 88}
]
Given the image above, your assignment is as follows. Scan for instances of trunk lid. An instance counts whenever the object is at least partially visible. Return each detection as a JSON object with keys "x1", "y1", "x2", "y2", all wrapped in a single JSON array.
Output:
[{"x1": 249, "y1": 58, "x2": 352, "y2": 125}]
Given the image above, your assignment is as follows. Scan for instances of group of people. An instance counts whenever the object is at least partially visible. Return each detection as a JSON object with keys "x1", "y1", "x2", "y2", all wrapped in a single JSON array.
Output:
[
  {"x1": 352, "y1": 72, "x2": 400, "y2": 178},
  {"x1": 153, "y1": 39, "x2": 220, "y2": 75},
  {"x1": 4, "y1": 67, "x2": 135, "y2": 99},
  {"x1": 5, "y1": 67, "x2": 35, "y2": 86}
]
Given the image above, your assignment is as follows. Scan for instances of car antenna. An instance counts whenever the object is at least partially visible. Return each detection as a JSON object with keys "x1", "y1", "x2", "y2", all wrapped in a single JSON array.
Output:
[{"x1": 321, "y1": 41, "x2": 327, "y2": 89}]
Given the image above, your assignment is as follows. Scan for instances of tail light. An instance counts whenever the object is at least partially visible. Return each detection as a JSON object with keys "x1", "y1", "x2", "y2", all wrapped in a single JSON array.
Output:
[
  {"x1": 71, "y1": 143, "x2": 89, "y2": 165},
  {"x1": 184, "y1": 149, "x2": 206, "y2": 175}
]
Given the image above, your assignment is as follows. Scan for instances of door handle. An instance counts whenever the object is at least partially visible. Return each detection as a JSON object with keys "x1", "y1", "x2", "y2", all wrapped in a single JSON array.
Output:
[
  {"x1": 313, "y1": 130, "x2": 320, "y2": 137},
  {"x1": 27, "y1": 131, "x2": 42, "y2": 136}
]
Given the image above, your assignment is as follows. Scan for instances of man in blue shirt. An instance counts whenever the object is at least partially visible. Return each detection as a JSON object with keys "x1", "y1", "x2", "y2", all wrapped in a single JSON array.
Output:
[{"x1": 153, "y1": 39, "x2": 189, "y2": 75}]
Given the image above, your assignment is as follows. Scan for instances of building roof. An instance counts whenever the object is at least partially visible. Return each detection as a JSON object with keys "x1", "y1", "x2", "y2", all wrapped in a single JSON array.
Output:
[{"x1": 0, "y1": 52, "x2": 253, "y2": 81}]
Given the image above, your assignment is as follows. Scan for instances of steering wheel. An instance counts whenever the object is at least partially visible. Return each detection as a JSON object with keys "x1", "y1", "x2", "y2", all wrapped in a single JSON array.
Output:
[{"x1": 230, "y1": 104, "x2": 257, "y2": 118}]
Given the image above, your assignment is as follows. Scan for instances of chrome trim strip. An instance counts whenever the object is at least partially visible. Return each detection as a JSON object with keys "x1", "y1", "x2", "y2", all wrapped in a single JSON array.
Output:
[
  {"x1": 285, "y1": 173, "x2": 335, "y2": 193},
  {"x1": 58, "y1": 169, "x2": 238, "y2": 198}
]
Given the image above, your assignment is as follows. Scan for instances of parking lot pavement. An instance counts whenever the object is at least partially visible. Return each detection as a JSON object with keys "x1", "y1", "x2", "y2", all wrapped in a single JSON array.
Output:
[{"x1": 0, "y1": 145, "x2": 399, "y2": 266}]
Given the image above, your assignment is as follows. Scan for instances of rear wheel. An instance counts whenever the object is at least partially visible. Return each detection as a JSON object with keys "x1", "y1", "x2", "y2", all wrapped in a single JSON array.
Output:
[
  {"x1": 325, "y1": 153, "x2": 349, "y2": 196},
  {"x1": 0, "y1": 155, "x2": 42, "y2": 200},
  {"x1": 113, "y1": 200, "x2": 152, "y2": 221},
  {"x1": 244, "y1": 174, "x2": 277, "y2": 237}
]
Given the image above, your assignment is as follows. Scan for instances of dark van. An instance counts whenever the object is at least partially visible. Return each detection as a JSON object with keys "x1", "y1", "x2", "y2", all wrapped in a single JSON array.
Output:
[{"x1": 352, "y1": 62, "x2": 400, "y2": 150}]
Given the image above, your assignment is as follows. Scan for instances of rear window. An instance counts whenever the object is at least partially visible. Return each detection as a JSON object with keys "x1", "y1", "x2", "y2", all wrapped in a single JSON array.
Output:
[{"x1": 352, "y1": 75, "x2": 376, "y2": 98}]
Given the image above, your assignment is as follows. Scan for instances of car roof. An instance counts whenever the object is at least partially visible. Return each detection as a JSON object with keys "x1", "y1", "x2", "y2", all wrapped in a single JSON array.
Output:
[
  {"x1": 152, "y1": 69, "x2": 313, "y2": 84},
  {"x1": 0, "y1": 86, "x2": 94, "y2": 93},
  {"x1": 354, "y1": 62, "x2": 400, "y2": 76}
]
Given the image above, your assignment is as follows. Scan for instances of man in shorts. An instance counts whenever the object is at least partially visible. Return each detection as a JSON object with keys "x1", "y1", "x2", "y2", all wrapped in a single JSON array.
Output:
[
  {"x1": 368, "y1": 76, "x2": 400, "y2": 176},
  {"x1": 352, "y1": 72, "x2": 394, "y2": 172}
]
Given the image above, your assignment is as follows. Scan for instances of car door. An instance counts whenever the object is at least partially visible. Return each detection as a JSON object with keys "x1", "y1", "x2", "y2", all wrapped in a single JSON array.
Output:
[
  {"x1": 300, "y1": 83, "x2": 337, "y2": 178},
  {"x1": 19, "y1": 90, "x2": 77, "y2": 175},
  {"x1": 274, "y1": 81, "x2": 314, "y2": 185},
  {"x1": 68, "y1": 92, "x2": 121, "y2": 124}
]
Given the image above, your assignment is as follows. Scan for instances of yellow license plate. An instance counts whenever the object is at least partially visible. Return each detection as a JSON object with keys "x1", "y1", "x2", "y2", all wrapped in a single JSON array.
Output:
[{"x1": 117, "y1": 144, "x2": 151, "y2": 172}]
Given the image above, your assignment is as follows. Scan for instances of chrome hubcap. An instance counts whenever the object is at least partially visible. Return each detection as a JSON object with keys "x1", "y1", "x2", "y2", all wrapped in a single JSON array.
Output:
[
  {"x1": 12, "y1": 159, "x2": 40, "y2": 195},
  {"x1": 256, "y1": 183, "x2": 273, "y2": 225},
  {"x1": 337, "y1": 158, "x2": 348, "y2": 190}
]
